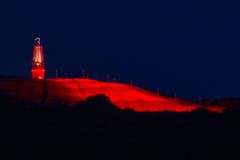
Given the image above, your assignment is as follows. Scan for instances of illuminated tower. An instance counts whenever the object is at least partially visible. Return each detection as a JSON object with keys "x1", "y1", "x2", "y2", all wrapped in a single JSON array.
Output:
[{"x1": 32, "y1": 37, "x2": 45, "y2": 79}]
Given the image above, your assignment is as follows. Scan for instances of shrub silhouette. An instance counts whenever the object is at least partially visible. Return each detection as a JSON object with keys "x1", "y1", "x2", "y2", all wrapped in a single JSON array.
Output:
[{"x1": 74, "y1": 94, "x2": 121, "y2": 112}]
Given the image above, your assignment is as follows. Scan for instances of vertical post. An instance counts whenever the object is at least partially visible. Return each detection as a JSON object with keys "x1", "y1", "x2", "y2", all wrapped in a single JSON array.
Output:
[
  {"x1": 199, "y1": 96, "x2": 202, "y2": 106},
  {"x1": 56, "y1": 69, "x2": 58, "y2": 78},
  {"x1": 87, "y1": 73, "x2": 89, "y2": 79},
  {"x1": 81, "y1": 69, "x2": 85, "y2": 78},
  {"x1": 174, "y1": 93, "x2": 178, "y2": 105}
]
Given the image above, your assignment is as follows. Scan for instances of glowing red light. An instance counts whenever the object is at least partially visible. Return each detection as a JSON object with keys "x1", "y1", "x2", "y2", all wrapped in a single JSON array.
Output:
[{"x1": 32, "y1": 45, "x2": 45, "y2": 79}]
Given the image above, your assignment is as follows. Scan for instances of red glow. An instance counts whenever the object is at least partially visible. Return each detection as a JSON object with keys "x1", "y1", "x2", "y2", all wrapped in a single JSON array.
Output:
[
  {"x1": 45, "y1": 78, "x2": 223, "y2": 112},
  {"x1": 0, "y1": 78, "x2": 224, "y2": 112},
  {"x1": 32, "y1": 45, "x2": 45, "y2": 79}
]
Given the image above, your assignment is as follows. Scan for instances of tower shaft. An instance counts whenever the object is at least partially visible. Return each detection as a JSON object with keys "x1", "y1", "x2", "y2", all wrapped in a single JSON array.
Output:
[{"x1": 32, "y1": 45, "x2": 45, "y2": 79}]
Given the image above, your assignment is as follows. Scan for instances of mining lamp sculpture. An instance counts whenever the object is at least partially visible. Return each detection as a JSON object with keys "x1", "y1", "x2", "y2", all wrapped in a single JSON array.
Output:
[{"x1": 32, "y1": 37, "x2": 45, "y2": 79}]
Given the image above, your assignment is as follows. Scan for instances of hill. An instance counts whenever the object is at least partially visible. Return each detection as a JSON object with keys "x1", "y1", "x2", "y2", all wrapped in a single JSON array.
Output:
[{"x1": 0, "y1": 77, "x2": 223, "y2": 112}]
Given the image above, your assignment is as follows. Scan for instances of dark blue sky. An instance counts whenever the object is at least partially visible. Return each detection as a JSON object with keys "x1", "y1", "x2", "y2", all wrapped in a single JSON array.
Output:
[{"x1": 1, "y1": 0, "x2": 240, "y2": 100}]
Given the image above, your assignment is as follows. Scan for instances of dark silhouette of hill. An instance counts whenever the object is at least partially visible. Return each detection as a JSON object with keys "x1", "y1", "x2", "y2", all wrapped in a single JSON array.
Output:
[
  {"x1": 0, "y1": 94, "x2": 240, "y2": 160},
  {"x1": 202, "y1": 97, "x2": 240, "y2": 109}
]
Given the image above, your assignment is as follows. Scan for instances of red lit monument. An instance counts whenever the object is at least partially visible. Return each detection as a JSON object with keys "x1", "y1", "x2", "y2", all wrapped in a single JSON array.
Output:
[{"x1": 32, "y1": 37, "x2": 45, "y2": 79}]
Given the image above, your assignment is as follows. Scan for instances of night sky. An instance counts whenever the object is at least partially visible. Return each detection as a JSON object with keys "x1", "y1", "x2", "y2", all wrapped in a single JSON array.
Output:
[{"x1": 1, "y1": 0, "x2": 240, "y2": 100}]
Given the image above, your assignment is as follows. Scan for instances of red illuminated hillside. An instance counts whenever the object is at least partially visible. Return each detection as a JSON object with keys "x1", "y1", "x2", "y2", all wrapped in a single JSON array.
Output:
[{"x1": 0, "y1": 77, "x2": 223, "y2": 112}]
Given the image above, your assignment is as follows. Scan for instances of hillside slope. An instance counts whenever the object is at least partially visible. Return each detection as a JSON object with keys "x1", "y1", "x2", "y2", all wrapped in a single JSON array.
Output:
[{"x1": 0, "y1": 78, "x2": 223, "y2": 112}]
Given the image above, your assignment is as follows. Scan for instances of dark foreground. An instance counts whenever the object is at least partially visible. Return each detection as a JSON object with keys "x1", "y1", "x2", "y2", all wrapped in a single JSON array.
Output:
[{"x1": 0, "y1": 95, "x2": 240, "y2": 160}]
